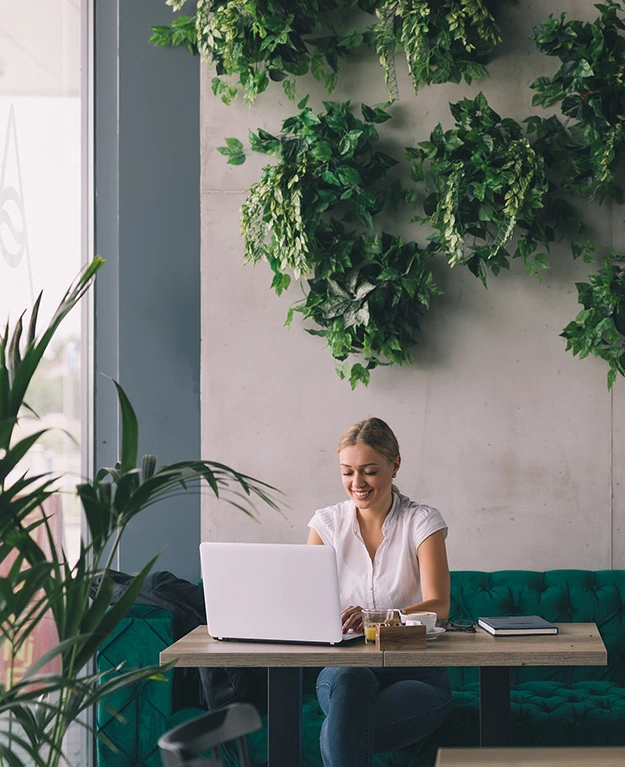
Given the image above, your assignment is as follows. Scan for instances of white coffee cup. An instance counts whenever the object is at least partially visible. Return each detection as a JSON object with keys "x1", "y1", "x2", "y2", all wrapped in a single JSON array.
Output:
[{"x1": 401, "y1": 611, "x2": 437, "y2": 632}]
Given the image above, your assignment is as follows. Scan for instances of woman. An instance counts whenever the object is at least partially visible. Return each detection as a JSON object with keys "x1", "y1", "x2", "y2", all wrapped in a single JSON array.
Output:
[{"x1": 307, "y1": 417, "x2": 452, "y2": 767}]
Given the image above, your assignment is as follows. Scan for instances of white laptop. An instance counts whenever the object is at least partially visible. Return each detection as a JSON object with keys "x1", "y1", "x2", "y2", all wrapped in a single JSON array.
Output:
[{"x1": 199, "y1": 541, "x2": 363, "y2": 645}]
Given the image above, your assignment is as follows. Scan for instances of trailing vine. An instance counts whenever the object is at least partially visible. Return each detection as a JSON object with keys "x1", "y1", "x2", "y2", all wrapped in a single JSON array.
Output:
[
  {"x1": 230, "y1": 99, "x2": 399, "y2": 283},
  {"x1": 405, "y1": 93, "x2": 579, "y2": 286},
  {"x1": 369, "y1": 0, "x2": 504, "y2": 100},
  {"x1": 561, "y1": 245, "x2": 625, "y2": 389},
  {"x1": 527, "y1": 0, "x2": 625, "y2": 203},
  {"x1": 219, "y1": 100, "x2": 441, "y2": 387},
  {"x1": 151, "y1": 0, "x2": 367, "y2": 105},
  {"x1": 290, "y1": 228, "x2": 442, "y2": 388}
]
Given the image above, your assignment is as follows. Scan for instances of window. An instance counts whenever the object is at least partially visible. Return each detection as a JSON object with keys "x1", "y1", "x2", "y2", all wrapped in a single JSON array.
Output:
[{"x1": 0, "y1": 1, "x2": 90, "y2": 764}]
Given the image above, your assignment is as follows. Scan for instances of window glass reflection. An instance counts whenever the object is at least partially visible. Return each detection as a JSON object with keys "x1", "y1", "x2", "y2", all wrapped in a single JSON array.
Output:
[
  {"x1": 0, "y1": 0, "x2": 83, "y2": 564},
  {"x1": 0, "y1": 4, "x2": 85, "y2": 762}
]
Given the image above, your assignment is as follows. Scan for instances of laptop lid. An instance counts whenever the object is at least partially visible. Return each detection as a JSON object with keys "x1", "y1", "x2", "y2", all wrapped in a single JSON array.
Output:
[{"x1": 199, "y1": 542, "x2": 354, "y2": 644}]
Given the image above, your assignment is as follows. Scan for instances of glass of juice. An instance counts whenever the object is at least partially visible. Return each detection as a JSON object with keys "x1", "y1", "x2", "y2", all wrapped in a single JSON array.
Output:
[{"x1": 362, "y1": 608, "x2": 396, "y2": 643}]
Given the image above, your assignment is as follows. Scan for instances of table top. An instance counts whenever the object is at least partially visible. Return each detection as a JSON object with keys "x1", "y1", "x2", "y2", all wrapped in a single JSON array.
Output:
[
  {"x1": 384, "y1": 623, "x2": 607, "y2": 667},
  {"x1": 160, "y1": 623, "x2": 607, "y2": 669},
  {"x1": 435, "y1": 747, "x2": 625, "y2": 766},
  {"x1": 161, "y1": 626, "x2": 383, "y2": 667}
]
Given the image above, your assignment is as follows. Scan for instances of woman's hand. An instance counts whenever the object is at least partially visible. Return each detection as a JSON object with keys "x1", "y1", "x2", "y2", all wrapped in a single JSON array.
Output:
[{"x1": 341, "y1": 605, "x2": 363, "y2": 634}]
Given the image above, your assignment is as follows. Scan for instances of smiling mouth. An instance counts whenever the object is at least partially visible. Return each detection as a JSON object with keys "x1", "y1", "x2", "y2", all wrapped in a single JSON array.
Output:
[{"x1": 352, "y1": 488, "x2": 373, "y2": 499}]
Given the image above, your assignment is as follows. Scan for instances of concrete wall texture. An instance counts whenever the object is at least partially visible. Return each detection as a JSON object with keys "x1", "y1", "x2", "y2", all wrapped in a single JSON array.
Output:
[{"x1": 200, "y1": 0, "x2": 625, "y2": 571}]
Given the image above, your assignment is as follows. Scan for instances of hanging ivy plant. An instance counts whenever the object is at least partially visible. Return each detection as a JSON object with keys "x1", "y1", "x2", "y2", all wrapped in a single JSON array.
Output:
[
  {"x1": 528, "y1": 0, "x2": 625, "y2": 203},
  {"x1": 405, "y1": 92, "x2": 580, "y2": 286},
  {"x1": 218, "y1": 99, "x2": 441, "y2": 387},
  {"x1": 151, "y1": 0, "x2": 367, "y2": 105},
  {"x1": 369, "y1": 0, "x2": 504, "y2": 100},
  {"x1": 561, "y1": 245, "x2": 625, "y2": 389},
  {"x1": 228, "y1": 98, "x2": 400, "y2": 282},
  {"x1": 289, "y1": 226, "x2": 442, "y2": 388}
]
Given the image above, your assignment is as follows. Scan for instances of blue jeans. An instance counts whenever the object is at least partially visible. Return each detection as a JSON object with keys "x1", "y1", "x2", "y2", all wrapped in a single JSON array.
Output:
[{"x1": 316, "y1": 666, "x2": 452, "y2": 767}]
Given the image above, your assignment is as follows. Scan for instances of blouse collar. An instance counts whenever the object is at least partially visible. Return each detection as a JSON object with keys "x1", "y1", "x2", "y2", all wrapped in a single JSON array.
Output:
[{"x1": 350, "y1": 491, "x2": 399, "y2": 535}]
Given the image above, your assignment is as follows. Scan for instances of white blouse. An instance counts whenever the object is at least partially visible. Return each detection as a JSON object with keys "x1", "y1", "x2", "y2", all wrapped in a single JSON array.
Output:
[{"x1": 308, "y1": 492, "x2": 447, "y2": 611}]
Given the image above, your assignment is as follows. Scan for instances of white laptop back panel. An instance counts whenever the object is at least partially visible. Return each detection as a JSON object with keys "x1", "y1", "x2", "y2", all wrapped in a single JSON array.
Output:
[{"x1": 199, "y1": 542, "x2": 353, "y2": 644}]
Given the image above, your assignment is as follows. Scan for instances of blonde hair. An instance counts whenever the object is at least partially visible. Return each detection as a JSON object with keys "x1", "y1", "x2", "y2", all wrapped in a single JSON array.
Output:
[{"x1": 338, "y1": 417, "x2": 401, "y2": 492}]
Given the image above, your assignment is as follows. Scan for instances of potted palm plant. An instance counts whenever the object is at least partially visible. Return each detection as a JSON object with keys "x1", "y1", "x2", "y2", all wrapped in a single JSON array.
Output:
[{"x1": 0, "y1": 256, "x2": 280, "y2": 767}]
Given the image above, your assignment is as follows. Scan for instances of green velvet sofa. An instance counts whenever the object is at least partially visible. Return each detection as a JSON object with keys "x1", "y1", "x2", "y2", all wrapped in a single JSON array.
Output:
[{"x1": 96, "y1": 570, "x2": 625, "y2": 766}]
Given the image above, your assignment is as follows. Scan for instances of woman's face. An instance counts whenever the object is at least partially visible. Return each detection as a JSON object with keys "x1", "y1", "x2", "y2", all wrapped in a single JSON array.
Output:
[{"x1": 338, "y1": 442, "x2": 400, "y2": 513}]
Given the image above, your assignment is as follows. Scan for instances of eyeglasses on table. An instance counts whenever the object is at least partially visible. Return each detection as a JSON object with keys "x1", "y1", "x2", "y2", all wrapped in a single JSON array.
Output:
[{"x1": 443, "y1": 619, "x2": 477, "y2": 633}]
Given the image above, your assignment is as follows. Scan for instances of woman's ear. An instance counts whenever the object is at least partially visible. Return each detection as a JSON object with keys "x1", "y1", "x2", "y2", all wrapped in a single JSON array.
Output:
[{"x1": 393, "y1": 455, "x2": 401, "y2": 475}]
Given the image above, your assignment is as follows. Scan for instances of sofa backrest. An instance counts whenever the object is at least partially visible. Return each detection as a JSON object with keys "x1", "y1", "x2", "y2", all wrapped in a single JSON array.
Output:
[{"x1": 449, "y1": 570, "x2": 625, "y2": 686}]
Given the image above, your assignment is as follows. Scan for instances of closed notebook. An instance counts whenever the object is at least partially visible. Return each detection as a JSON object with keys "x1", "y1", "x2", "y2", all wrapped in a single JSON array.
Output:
[{"x1": 477, "y1": 615, "x2": 559, "y2": 636}]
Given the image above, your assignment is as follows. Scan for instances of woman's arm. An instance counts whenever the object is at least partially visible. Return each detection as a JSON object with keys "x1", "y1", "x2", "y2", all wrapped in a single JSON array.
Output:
[
  {"x1": 400, "y1": 529, "x2": 451, "y2": 619},
  {"x1": 307, "y1": 528, "x2": 324, "y2": 545}
]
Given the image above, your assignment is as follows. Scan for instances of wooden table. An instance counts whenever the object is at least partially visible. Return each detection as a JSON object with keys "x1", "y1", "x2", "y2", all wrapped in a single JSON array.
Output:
[
  {"x1": 383, "y1": 623, "x2": 607, "y2": 748},
  {"x1": 435, "y1": 747, "x2": 625, "y2": 766},
  {"x1": 161, "y1": 628, "x2": 382, "y2": 767},
  {"x1": 160, "y1": 624, "x2": 607, "y2": 767}
]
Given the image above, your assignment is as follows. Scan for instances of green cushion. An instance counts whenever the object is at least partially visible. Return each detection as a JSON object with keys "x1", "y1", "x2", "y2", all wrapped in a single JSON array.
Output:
[{"x1": 97, "y1": 605, "x2": 175, "y2": 767}]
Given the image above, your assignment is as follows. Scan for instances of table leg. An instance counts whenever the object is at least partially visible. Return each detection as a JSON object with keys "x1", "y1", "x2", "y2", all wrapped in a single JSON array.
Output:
[
  {"x1": 479, "y1": 666, "x2": 511, "y2": 746},
  {"x1": 267, "y1": 667, "x2": 303, "y2": 767}
]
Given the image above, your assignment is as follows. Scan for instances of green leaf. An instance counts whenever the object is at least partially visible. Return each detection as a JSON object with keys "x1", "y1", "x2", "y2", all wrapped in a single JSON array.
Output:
[
  {"x1": 310, "y1": 141, "x2": 333, "y2": 162},
  {"x1": 0, "y1": 430, "x2": 48, "y2": 484},
  {"x1": 361, "y1": 103, "x2": 392, "y2": 124},
  {"x1": 150, "y1": 25, "x2": 173, "y2": 47},
  {"x1": 270, "y1": 271, "x2": 291, "y2": 296},
  {"x1": 322, "y1": 170, "x2": 340, "y2": 186},
  {"x1": 337, "y1": 166, "x2": 361, "y2": 186},
  {"x1": 533, "y1": 253, "x2": 551, "y2": 270},
  {"x1": 349, "y1": 363, "x2": 370, "y2": 389},
  {"x1": 227, "y1": 152, "x2": 246, "y2": 165},
  {"x1": 109, "y1": 378, "x2": 138, "y2": 474}
]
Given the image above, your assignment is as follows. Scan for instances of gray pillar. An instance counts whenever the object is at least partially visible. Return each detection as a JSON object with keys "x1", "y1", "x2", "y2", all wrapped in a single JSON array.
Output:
[{"x1": 94, "y1": 0, "x2": 201, "y2": 583}]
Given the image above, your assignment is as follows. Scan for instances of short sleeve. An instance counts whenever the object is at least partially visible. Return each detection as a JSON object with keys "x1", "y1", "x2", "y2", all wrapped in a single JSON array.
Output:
[
  {"x1": 308, "y1": 507, "x2": 336, "y2": 547},
  {"x1": 413, "y1": 505, "x2": 447, "y2": 550}
]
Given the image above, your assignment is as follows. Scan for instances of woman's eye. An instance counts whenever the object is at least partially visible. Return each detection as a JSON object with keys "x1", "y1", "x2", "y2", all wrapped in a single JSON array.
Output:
[{"x1": 365, "y1": 471, "x2": 377, "y2": 476}]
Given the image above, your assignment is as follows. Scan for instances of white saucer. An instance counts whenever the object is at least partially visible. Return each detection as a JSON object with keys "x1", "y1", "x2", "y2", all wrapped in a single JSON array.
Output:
[{"x1": 426, "y1": 626, "x2": 446, "y2": 640}]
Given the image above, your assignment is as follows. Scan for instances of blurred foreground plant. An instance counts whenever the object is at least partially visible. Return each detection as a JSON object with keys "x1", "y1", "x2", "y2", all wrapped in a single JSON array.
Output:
[{"x1": 0, "y1": 257, "x2": 281, "y2": 767}]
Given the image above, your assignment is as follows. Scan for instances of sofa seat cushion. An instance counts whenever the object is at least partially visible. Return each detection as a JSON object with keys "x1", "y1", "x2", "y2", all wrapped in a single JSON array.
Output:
[
  {"x1": 425, "y1": 681, "x2": 625, "y2": 748},
  {"x1": 512, "y1": 680, "x2": 625, "y2": 745}
]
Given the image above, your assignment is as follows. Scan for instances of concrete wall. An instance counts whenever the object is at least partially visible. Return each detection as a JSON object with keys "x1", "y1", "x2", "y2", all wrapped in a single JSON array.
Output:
[{"x1": 200, "y1": 0, "x2": 625, "y2": 571}]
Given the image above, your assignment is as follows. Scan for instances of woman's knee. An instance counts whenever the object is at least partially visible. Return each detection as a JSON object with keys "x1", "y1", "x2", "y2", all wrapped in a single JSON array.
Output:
[
  {"x1": 317, "y1": 666, "x2": 378, "y2": 694},
  {"x1": 316, "y1": 666, "x2": 379, "y2": 713}
]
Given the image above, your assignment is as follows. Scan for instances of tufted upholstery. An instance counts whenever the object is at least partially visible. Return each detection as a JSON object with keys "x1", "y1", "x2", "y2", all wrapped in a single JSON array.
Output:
[
  {"x1": 97, "y1": 571, "x2": 625, "y2": 767},
  {"x1": 97, "y1": 605, "x2": 204, "y2": 767},
  {"x1": 447, "y1": 570, "x2": 625, "y2": 688}
]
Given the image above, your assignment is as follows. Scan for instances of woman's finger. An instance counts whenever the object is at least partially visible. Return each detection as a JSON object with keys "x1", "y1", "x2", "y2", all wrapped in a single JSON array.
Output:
[{"x1": 341, "y1": 605, "x2": 363, "y2": 632}]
